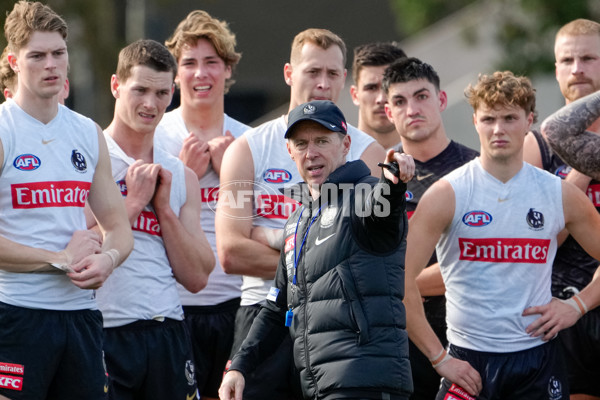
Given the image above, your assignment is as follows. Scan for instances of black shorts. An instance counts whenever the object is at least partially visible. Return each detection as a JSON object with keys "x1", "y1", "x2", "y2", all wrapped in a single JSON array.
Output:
[
  {"x1": 0, "y1": 301, "x2": 107, "y2": 400},
  {"x1": 103, "y1": 318, "x2": 198, "y2": 400},
  {"x1": 557, "y1": 307, "x2": 600, "y2": 396},
  {"x1": 436, "y1": 341, "x2": 568, "y2": 400},
  {"x1": 183, "y1": 298, "x2": 239, "y2": 398},
  {"x1": 229, "y1": 304, "x2": 301, "y2": 400}
]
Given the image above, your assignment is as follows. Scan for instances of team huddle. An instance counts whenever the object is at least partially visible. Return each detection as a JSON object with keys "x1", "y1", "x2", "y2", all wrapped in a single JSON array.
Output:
[{"x1": 0, "y1": 1, "x2": 599, "y2": 400}]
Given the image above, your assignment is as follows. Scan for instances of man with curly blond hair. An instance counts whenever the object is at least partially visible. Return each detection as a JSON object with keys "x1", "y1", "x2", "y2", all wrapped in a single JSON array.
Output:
[
  {"x1": 404, "y1": 70, "x2": 600, "y2": 399},
  {"x1": 154, "y1": 10, "x2": 249, "y2": 400}
]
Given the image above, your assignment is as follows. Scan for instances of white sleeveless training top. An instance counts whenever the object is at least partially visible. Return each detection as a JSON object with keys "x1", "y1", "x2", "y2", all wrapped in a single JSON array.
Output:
[
  {"x1": 155, "y1": 109, "x2": 249, "y2": 306},
  {"x1": 243, "y1": 115, "x2": 375, "y2": 305},
  {"x1": 437, "y1": 159, "x2": 564, "y2": 352},
  {"x1": 95, "y1": 133, "x2": 186, "y2": 327},
  {"x1": 0, "y1": 100, "x2": 99, "y2": 310}
]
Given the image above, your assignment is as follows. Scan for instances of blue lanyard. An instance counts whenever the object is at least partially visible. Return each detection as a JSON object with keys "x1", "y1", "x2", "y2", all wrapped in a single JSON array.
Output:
[{"x1": 292, "y1": 203, "x2": 326, "y2": 286}]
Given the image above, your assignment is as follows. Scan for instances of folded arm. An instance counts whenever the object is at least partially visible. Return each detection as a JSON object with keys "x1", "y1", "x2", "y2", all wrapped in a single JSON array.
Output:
[{"x1": 541, "y1": 91, "x2": 600, "y2": 180}]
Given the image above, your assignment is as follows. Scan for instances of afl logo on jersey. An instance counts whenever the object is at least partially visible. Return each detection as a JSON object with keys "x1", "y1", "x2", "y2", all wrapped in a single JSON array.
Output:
[
  {"x1": 116, "y1": 179, "x2": 127, "y2": 196},
  {"x1": 71, "y1": 149, "x2": 87, "y2": 173},
  {"x1": 526, "y1": 208, "x2": 544, "y2": 230},
  {"x1": 405, "y1": 190, "x2": 414, "y2": 201},
  {"x1": 13, "y1": 154, "x2": 41, "y2": 171},
  {"x1": 263, "y1": 169, "x2": 292, "y2": 183},
  {"x1": 462, "y1": 210, "x2": 492, "y2": 227},
  {"x1": 555, "y1": 165, "x2": 571, "y2": 179}
]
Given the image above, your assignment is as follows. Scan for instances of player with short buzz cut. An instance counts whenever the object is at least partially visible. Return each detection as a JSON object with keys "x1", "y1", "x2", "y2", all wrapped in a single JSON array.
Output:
[
  {"x1": 95, "y1": 39, "x2": 215, "y2": 400},
  {"x1": 405, "y1": 70, "x2": 600, "y2": 399},
  {"x1": 0, "y1": 2, "x2": 133, "y2": 399},
  {"x1": 350, "y1": 41, "x2": 406, "y2": 149}
]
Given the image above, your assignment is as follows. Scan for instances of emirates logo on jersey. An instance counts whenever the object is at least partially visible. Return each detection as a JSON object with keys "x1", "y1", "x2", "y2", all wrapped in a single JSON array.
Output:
[
  {"x1": 11, "y1": 180, "x2": 90, "y2": 208},
  {"x1": 0, "y1": 363, "x2": 23, "y2": 376},
  {"x1": 587, "y1": 183, "x2": 600, "y2": 207},
  {"x1": 459, "y1": 237, "x2": 550, "y2": 263},
  {"x1": 201, "y1": 187, "x2": 219, "y2": 204},
  {"x1": 132, "y1": 210, "x2": 161, "y2": 236},
  {"x1": 256, "y1": 194, "x2": 300, "y2": 219}
]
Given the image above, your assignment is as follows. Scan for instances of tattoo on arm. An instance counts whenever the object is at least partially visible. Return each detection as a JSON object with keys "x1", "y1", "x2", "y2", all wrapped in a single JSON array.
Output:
[{"x1": 541, "y1": 91, "x2": 600, "y2": 180}]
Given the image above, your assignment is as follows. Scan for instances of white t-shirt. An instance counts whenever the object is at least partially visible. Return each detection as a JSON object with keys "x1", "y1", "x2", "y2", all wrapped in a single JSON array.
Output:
[
  {"x1": 0, "y1": 100, "x2": 99, "y2": 310},
  {"x1": 96, "y1": 133, "x2": 186, "y2": 327},
  {"x1": 155, "y1": 108, "x2": 249, "y2": 306},
  {"x1": 243, "y1": 115, "x2": 375, "y2": 305},
  {"x1": 437, "y1": 159, "x2": 564, "y2": 352}
]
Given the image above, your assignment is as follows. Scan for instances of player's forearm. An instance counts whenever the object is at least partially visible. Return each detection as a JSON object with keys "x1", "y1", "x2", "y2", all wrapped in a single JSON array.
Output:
[
  {"x1": 99, "y1": 219, "x2": 134, "y2": 270},
  {"x1": 416, "y1": 263, "x2": 446, "y2": 297},
  {"x1": 218, "y1": 237, "x2": 281, "y2": 279},
  {"x1": 0, "y1": 237, "x2": 67, "y2": 272},
  {"x1": 542, "y1": 91, "x2": 600, "y2": 180},
  {"x1": 404, "y1": 279, "x2": 446, "y2": 360},
  {"x1": 577, "y1": 265, "x2": 600, "y2": 313}
]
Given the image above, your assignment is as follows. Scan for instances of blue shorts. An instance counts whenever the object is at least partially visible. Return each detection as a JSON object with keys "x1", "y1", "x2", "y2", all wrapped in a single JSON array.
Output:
[
  {"x1": 229, "y1": 303, "x2": 301, "y2": 400},
  {"x1": 183, "y1": 298, "x2": 239, "y2": 398},
  {"x1": 0, "y1": 301, "x2": 107, "y2": 400},
  {"x1": 103, "y1": 318, "x2": 198, "y2": 400},
  {"x1": 436, "y1": 341, "x2": 568, "y2": 400}
]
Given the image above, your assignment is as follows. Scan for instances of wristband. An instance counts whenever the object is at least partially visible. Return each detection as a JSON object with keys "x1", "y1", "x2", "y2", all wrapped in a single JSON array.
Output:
[
  {"x1": 430, "y1": 349, "x2": 452, "y2": 368},
  {"x1": 103, "y1": 248, "x2": 120, "y2": 269},
  {"x1": 564, "y1": 294, "x2": 588, "y2": 316}
]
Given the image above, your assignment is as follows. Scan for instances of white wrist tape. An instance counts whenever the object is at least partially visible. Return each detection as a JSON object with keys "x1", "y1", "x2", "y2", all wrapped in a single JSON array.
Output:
[{"x1": 103, "y1": 248, "x2": 120, "y2": 269}]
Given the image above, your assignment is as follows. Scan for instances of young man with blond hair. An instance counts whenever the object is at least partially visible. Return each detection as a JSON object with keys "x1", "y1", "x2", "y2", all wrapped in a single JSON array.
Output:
[
  {"x1": 0, "y1": 2, "x2": 132, "y2": 399},
  {"x1": 154, "y1": 10, "x2": 248, "y2": 400},
  {"x1": 405, "y1": 70, "x2": 600, "y2": 399}
]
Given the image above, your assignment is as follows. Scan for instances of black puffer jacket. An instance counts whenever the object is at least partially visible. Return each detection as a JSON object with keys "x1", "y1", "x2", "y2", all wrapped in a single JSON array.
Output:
[{"x1": 230, "y1": 161, "x2": 413, "y2": 399}]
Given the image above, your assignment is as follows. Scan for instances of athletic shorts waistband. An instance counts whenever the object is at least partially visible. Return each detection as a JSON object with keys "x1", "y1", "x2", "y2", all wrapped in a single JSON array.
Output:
[
  {"x1": 105, "y1": 317, "x2": 182, "y2": 331},
  {"x1": 183, "y1": 297, "x2": 241, "y2": 314}
]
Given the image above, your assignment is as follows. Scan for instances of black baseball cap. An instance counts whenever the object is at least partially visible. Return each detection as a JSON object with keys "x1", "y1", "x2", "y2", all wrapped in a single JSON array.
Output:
[{"x1": 285, "y1": 100, "x2": 347, "y2": 138}]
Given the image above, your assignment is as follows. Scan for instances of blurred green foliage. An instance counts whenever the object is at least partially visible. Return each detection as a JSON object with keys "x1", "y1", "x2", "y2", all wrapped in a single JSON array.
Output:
[{"x1": 390, "y1": 0, "x2": 600, "y2": 76}]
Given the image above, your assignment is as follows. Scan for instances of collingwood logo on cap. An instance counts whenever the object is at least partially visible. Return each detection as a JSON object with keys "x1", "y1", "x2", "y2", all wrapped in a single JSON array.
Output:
[{"x1": 303, "y1": 104, "x2": 316, "y2": 114}]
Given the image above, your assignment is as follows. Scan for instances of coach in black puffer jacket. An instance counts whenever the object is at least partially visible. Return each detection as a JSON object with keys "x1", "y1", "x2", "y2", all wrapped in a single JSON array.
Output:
[{"x1": 221, "y1": 100, "x2": 414, "y2": 400}]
